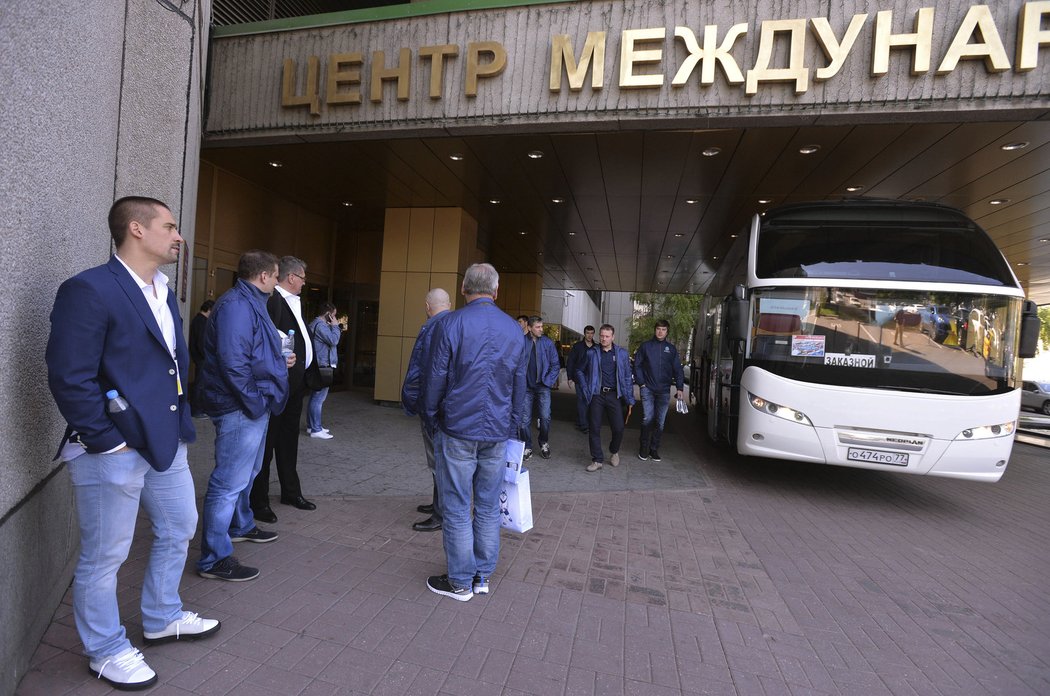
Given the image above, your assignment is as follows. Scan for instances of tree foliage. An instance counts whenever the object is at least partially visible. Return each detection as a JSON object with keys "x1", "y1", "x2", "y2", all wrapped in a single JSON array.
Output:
[
  {"x1": 627, "y1": 293, "x2": 704, "y2": 359},
  {"x1": 1039, "y1": 305, "x2": 1050, "y2": 350}
]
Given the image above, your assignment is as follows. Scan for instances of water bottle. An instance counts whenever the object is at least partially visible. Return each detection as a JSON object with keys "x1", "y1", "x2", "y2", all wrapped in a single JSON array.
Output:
[
  {"x1": 281, "y1": 329, "x2": 295, "y2": 358},
  {"x1": 106, "y1": 389, "x2": 129, "y2": 413}
]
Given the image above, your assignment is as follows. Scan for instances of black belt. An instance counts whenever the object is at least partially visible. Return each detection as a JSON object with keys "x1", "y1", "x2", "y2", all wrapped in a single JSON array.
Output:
[{"x1": 601, "y1": 386, "x2": 613, "y2": 393}]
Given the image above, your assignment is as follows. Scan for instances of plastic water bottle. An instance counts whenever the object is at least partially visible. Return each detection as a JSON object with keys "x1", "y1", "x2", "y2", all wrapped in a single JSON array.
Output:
[
  {"x1": 281, "y1": 329, "x2": 295, "y2": 358},
  {"x1": 106, "y1": 389, "x2": 129, "y2": 413}
]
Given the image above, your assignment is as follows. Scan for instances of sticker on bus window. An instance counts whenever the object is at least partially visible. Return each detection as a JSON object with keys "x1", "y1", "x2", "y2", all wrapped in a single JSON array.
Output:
[
  {"x1": 790, "y1": 335, "x2": 825, "y2": 357},
  {"x1": 823, "y1": 353, "x2": 876, "y2": 368}
]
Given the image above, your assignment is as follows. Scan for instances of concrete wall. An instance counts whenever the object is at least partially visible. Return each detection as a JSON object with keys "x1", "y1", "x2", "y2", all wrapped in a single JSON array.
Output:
[
  {"x1": 602, "y1": 291, "x2": 637, "y2": 347},
  {"x1": 0, "y1": 2, "x2": 209, "y2": 693}
]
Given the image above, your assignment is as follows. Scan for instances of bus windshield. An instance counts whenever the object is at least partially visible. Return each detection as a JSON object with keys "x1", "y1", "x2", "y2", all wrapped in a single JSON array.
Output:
[
  {"x1": 746, "y1": 287, "x2": 1021, "y2": 395},
  {"x1": 756, "y1": 221, "x2": 1015, "y2": 285}
]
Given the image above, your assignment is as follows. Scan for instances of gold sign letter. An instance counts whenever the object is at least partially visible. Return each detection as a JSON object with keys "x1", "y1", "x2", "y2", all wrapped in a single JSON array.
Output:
[
  {"x1": 327, "y1": 53, "x2": 364, "y2": 105},
  {"x1": 1018, "y1": 1, "x2": 1050, "y2": 71},
  {"x1": 370, "y1": 48, "x2": 412, "y2": 103},
  {"x1": 466, "y1": 41, "x2": 506, "y2": 97},
  {"x1": 620, "y1": 28, "x2": 665, "y2": 88},
  {"x1": 419, "y1": 44, "x2": 459, "y2": 99},
  {"x1": 550, "y1": 32, "x2": 606, "y2": 91},
  {"x1": 872, "y1": 8, "x2": 935, "y2": 76},
  {"x1": 281, "y1": 57, "x2": 321, "y2": 115}
]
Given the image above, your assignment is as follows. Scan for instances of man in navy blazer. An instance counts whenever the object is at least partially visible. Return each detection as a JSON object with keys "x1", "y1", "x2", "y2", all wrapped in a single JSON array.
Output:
[{"x1": 46, "y1": 197, "x2": 220, "y2": 690}]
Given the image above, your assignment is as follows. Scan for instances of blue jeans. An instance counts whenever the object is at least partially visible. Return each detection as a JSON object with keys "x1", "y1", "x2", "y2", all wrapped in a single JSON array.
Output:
[
  {"x1": 640, "y1": 386, "x2": 671, "y2": 449},
  {"x1": 199, "y1": 410, "x2": 269, "y2": 571},
  {"x1": 587, "y1": 391, "x2": 625, "y2": 462},
  {"x1": 433, "y1": 431, "x2": 504, "y2": 590},
  {"x1": 519, "y1": 387, "x2": 551, "y2": 449},
  {"x1": 68, "y1": 444, "x2": 196, "y2": 659},
  {"x1": 307, "y1": 386, "x2": 329, "y2": 432}
]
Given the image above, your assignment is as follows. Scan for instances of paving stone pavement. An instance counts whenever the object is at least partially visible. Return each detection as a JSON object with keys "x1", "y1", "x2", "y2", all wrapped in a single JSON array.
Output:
[{"x1": 17, "y1": 388, "x2": 1050, "y2": 695}]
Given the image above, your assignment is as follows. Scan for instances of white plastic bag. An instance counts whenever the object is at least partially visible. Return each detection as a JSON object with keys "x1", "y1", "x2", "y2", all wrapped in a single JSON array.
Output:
[
  {"x1": 676, "y1": 398, "x2": 689, "y2": 414},
  {"x1": 504, "y1": 438, "x2": 525, "y2": 482},
  {"x1": 499, "y1": 469, "x2": 533, "y2": 533}
]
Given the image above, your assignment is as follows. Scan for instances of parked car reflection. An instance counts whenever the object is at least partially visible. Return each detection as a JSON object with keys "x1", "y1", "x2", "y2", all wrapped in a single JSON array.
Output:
[{"x1": 1021, "y1": 380, "x2": 1050, "y2": 416}]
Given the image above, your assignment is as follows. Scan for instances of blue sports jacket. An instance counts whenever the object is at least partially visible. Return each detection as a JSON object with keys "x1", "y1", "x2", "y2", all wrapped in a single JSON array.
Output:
[
  {"x1": 422, "y1": 297, "x2": 528, "y2": 442},
  {"x1": 575, "y1": 343, "x2": 636, "y2": 405},
  {"x1": 633, "y1": 338, "x2": 685, "y2": 392},
  {"x1": 197, "y1": 278, "x2": 290, "y2": 420},
  {"x1": 401, "y1": 309, "x2": 450, "y2": 417},
  {"x1": 524, "y1": 333, "x2": 561, "y2": 389}
]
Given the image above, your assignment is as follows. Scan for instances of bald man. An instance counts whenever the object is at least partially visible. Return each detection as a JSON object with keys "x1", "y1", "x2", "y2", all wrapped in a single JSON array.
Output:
[{"x1": 401, "y1": 288, "x2": 452, "y2": 532}]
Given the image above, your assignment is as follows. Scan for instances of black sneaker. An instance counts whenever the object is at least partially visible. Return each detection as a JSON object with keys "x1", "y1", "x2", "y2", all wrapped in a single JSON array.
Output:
[
  {"x1": 198, "y1": 556, "x2": 259, "y2": 582},
  {"x1": 426, "y1": 574, "x2": 472, "y2": 602},
  {"x1": 638, "y1": 445, "x2": 649, "y2": 461},
  {"x1": 230, "y1": 527, "x2": 279, "y2": 543},
  {"x1": 649, "y1": 449, "x2": 661, "y2": 462},
  {"x1": 540, "y1": 443, "x2": 551, "y2": 459}
]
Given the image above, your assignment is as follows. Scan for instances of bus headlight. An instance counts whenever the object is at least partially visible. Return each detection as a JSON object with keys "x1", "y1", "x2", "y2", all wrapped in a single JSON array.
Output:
[
  {"x1": 748, "y1": 393, "x2": 813, "y2": 426},
  {"x1": 955, "y1": 421, "x2": 1016, "y2": 440}
]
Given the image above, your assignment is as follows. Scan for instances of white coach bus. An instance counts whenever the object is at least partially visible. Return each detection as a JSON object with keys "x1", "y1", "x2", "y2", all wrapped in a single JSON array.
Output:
[{"x1": 692, "y1": 200, "x2": 1041, "y2": 482}]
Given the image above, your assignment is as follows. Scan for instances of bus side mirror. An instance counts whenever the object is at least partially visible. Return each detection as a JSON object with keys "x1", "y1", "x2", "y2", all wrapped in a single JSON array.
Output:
[
  {"x1": 726, "y1": 299, "x2": 749, "y2": 342},
  {"x1": 1018, "y1": 300, "x2": 1040, "y2": 359}
]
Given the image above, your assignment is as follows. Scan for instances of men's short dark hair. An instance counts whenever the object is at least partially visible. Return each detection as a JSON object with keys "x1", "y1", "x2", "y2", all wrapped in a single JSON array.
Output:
[
  {"x1": 528, "y1": 315, "x2": 543, "y2": 327},
  {"x1": 278, "y1": 256, "x2": 307, "y2": 280},
  {"x1": 517, "y1": 315, "x2": 529, "y2": 323},
  {"x1": 655, "y1": 319, "x2": 670, "y2": 329},
  {"x1": 108, "y1": 196, "x2": 169, "y2": 247},
  {"x1": 238, "y1": 250, "x2": 279, "y2": 280},
  {"x1": 200, "y1": 300, "x2": 215, "y2": 312},
  {"x1": 599, "y1": 323, "x2": 615, "y2": 334},
  {"x1": 463, "y1": 263, "x2": 499, "y2": 296},
  {"x1": 584, "y1": 325, "x2": 595, "y2": 333}
]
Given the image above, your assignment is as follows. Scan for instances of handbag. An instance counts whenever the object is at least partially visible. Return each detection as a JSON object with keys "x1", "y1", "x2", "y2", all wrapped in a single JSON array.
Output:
[
  {"x1": 305, "y1": 362, "x2": 335, "y2": 391},
  {"x1": 499, "y1": 469, "x2": 533, "y2": 533}
]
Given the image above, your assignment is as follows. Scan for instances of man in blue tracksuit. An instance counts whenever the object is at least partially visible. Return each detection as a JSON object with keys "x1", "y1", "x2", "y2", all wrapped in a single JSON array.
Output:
[
  {"x1": 633, "y1": 320, "x2": 685, "y2": 461},
  {"x1": 576, "y1": 324, "x2": 635, "y2": 472},
  {"x1": 519, "y1": 316, "x2": 561, "y2": 460},
  {"x1": 565, "y1": 325, "x2": 596, "y2": 433}
]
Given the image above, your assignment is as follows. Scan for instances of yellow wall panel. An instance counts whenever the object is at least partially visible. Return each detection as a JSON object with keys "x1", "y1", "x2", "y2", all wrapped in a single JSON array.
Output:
[
  {"x1": 382, "y1": 209, "x2": 410, "y2": 271},
  {"x1": 374, "y1": 335, "x2": 405, "y2": 402},
  {"x1": 407, "y1": 208, "x2": 436, "y2": 272},
  {"x1": 378, "y1": 271, "x2": 406, "y2": 336},
  {"x1": 402, "y1": 273, "x2": 431, "y2": 336}
]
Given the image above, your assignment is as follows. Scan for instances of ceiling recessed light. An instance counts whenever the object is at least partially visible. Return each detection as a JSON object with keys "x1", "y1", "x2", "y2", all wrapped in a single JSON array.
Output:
[
  {"x1": 712, "y1": 256, "x2": 719, "y2": 260},
  {"x1": 798, "y1": 145, "x2": 820, "y2": 154},
  {"x1": 519, "y1": 231, "x2": 527, "y2": 236},
  {"x1": 568, "y1": 231, "x2": 576, "y2": 236},
  {"x1": 579, "y1": 252, "x2": 586, "y2": 256},
  {"x1": 730, "y1": 234, "x2": 737, "y2": 238},
  {"x1": 1001, "y1": 142, "x2": 1029, "y2": 151},
  {"x1": 702, "y1": 147, "x2": 721, "y2": 157},
  {"x1": 449, "y1": 153, "x2": 464, "y2": 161},
  {"x1": 342, "y1": 201, "x2": 353, "y2": 207},
  {"x1": 267, "y1": 160, "x2": 283, "y2": 168},
  {"x1": 758, "y1": 198, "x2": 772, "y2": 204},
  {"x1": 1017, "y1": 262, "x2": 1029, "y2": 266},
  {"x1": 527, "y1": 150, "x2": 544, "y2": 159},
  {"x1": 990, "y1": 199, "x2": 1010, "y2": 205},
  {"x1": 552, "y1": 197, "x2": 565, "y2": 203},
  {"x1": 1039, "y1": 238, "x2": 1049, "y2": 243},
  {"x1": 489, "y1": 198, "x2": 501, "y2": 204},
  {"x1": 674, "y1": 233, "x2": 684, "y2": 238},
  {"x1": 685, "y1": 199, "x2": 699, "y2": 205},
  {"x1": 666, "y1": 255, "x2": 675, "y2": 259},
  {"x1": 846, "y1": 186, "x2": 864, "y2": 193},
  {"x1": 586, "y1": 267, "x2": 594, "y2": 271}
]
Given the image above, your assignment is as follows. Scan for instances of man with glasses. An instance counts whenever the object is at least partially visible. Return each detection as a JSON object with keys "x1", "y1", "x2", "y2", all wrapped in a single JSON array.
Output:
[{"x1": 250, "y1": 256, "x2": 316, "y2": 522}]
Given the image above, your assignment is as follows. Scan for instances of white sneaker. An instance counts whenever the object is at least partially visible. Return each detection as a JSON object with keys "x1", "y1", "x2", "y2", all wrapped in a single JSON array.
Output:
[
  {"x1": 89, "y1": 647, "x2": 157, "y2": 689},
  {"x1": 143, "y1": 611, "x2": 221, "y2": 645},
  {"x1": 610, "y1": 452, "x2": 620, "y2": 467},
  {"x1": 586, "y1": 460, "x2": 602, "y2": 472},
  {"x1": 309, "y1": 430, "x2": 334, "y2": 439}
]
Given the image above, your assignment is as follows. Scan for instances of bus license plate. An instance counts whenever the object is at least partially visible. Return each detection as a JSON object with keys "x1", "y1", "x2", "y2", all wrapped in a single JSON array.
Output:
[{"x1": 847, "y1": 448, "x2": 909, "y2": 466}]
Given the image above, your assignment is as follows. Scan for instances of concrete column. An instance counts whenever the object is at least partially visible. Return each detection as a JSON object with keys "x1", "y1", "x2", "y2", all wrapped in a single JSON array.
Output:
[{"x1": 374, "y1": 207, "x2": 480, "y2": 402}]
